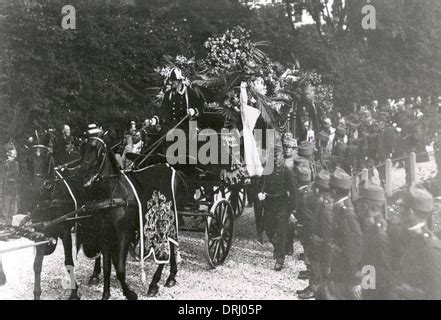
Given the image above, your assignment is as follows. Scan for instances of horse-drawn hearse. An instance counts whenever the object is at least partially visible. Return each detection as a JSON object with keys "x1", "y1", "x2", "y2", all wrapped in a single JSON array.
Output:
[{"x1": 0, "y1": 107, "x2": 249, "y2": 299}]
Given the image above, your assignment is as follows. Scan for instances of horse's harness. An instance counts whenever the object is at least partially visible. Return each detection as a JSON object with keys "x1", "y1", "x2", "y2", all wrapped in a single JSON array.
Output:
[
  {"x1": 29, "y1": 144, "x2": 55, "y2": 190},
  {"x1": 82, "y1": 137, "x2": 129, "y2": 202}
]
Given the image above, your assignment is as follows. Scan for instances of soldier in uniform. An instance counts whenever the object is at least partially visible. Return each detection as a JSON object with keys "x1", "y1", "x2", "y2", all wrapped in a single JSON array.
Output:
[
  {"x1": 357, "y1": 181, "x2": 396, "y2": 300},
  {"x1": 391, "y1": 184, "x2": 441, "y2": 299},
  {"x1": 258, "y1": 144, "x2": 296, "y2": 271},
  {"x1": 283, "y1": 134, "x2": 298, "y2": 254},
  {"x1": 1, "y1": 143, "x2": 19, "y2": 224},
  {"x1": 294, "y1": 165, "x2": 314, "y2": 281},
  {"x1": 298, "y1": 170, "x2": 333, "y2": 300},
  {"x1": 328, "y1": 168, "x2": 363, "y2": 300}
]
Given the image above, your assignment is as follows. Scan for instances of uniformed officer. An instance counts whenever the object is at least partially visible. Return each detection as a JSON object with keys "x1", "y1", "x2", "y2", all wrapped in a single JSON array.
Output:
[
  {"x1": 1, "y1": 143, "x2": 19, "y2": 224},
  {"x1": 258, "y1": 144, "x2": 296, "y2": 271},
  {"x1": 157, "y1": 68, "x2": 203, "y2": 132},
  {"x1": 294, "y1": 165, "x2": 315, "y2": 280},
  {"x1": 328, "y1": 168, "x2": 363, "y2": 300},
  {"x1": 283, "y1": 134, "x2": 298, "y2": 254},
  {"x1": 298, "y1": 141, "x2": 315, "y2": 177},
  {"x1": 298, "y1": 169, "x2": 333, "y2": 299},
  {"x1": 392, "y1": 184, "x2": 441, "y2": 299},
  {"x1": 357, "y1": 181, "x2": 396, "y2": 300}
]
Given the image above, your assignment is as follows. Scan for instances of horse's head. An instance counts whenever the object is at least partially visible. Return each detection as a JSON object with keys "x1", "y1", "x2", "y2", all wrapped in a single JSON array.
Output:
[
  {"x1": 79, "y1": 136, "x2": 110, "y2": 188},
  {"x1": 27, "y1": 144, "x2": 54, "y2": 195}
]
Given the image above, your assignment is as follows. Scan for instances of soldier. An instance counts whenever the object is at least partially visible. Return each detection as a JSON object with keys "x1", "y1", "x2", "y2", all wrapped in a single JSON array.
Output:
[
  {"x1": 357, "y1": 181, "x2": 396, "y2": 300},
  {"x1": 298, "y1": 170, "x2": 333, "y2": 300},
  {"x1": 328, "y1": 168, "x2": 363, "y2": 300},
  {"x1": 283, "y1": 134, "x2": 298, "y2": 254},
  {"x1": 258, "y1": 144, "x2": 296, "y2": 271},
  {"x1": 1, "y1": 143, "x2": 19, "y2": 224},
  {"x1": 294, "y1": 165, "x2": 314, "y2": 281},
  {"x1": 390, "y1": 184, "x2": 441, "y2": 299}
]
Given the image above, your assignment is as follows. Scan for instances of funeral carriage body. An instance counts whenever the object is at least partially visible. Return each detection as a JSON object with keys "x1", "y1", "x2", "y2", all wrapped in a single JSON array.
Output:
[{"x1": 128, "y1": 110, "x2": 248, "y2": 268}]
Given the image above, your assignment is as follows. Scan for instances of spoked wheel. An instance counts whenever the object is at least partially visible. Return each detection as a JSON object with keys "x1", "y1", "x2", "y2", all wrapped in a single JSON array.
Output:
[
  {"x1": 205, "y1": 199, "x2": 234, "y2": 268},
  {"x1": 225, "y1": 186, "x2": 246, "y2": 219}
]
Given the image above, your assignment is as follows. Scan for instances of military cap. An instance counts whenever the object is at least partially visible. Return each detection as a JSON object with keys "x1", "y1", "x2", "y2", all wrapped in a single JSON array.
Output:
[
  {"x1": 294, "y1": 156, "x2": 310, "y2": 167},
  {"x1": 335, "y1": 127, "x2": 346, "y2": 137},
  {"x1": 397, "y1": 184, "x2": 433, "y2": 213},
  {"x1": 295, "y1": 165, "x2": 312, "y2": 182},
  {"x1": 330, "y1": 167, "x2": 352, "y2": 190},
  {"x1": 282, "y1": 134, "x2": 297, "y2": 149},
  {"x1": 4, "y1": 142, "x2": 15, "y2": 152},
  {"x1": 298, "y1": 142, "x2": 314, "y2": 157},
  {"x1": 359, "y1": 180, "x2": 385, "y2": 202},
  {"x1": 315, "y1": 170, "x2": 330, "y2": 189}
]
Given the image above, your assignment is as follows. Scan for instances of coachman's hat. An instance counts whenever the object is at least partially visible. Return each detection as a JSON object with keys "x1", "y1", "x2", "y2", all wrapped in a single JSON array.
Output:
[
  {"x1": 295, "y1": 165, "x2": 312, "y2": 182},
  {"x1": 397, "y1": 184, "x2": 433, "y2": 213},
  {"x1": 359, "y1": 180, "x2": 385, "y2": 202},
  {"x1": 330, "y1": 167, "x2": 352, "y2": 190},
  {"x1": 315, "y1": 170, "x2": 330, "y2": 189},
  {"x1": 87, "y1": 124, "x2": 103, "y2": 137}
]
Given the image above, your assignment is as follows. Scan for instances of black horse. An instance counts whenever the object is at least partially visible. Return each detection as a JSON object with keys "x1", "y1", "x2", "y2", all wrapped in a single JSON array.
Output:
[
  {"x1": 26, "y1": 143, "x2": 81, "y2": 300},
  {"x1": 79, "y1": 135, "x2": 178, "y2": 298}
]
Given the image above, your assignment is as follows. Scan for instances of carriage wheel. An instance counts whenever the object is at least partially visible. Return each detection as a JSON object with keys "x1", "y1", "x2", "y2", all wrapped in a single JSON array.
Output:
[
  {"x1": 226, "y1": 186, "x2": 246, "y2": 219},
  {"x1": 205, "y1": 199, "x2": 234, "y2": 268}
]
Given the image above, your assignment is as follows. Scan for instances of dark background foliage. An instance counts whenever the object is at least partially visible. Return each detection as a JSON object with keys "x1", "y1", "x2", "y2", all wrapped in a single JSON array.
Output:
[{"x1": 1, "y1": 0, "x2": 440, "y2": 145}]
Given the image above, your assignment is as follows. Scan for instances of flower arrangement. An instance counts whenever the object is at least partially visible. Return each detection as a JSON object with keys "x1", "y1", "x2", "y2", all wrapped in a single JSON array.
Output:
[
  {"x1": 205, "y1": 90, "x2": 241, "y2": 128},
  {"x1": 203, "y1": 26, "x2": 273, "y2": 80}
]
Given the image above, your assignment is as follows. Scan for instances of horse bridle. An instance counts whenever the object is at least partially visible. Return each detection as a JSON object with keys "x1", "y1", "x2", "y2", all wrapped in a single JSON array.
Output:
[
  {"x1": 29, "y1": 144, "x2": 54, "y2": 189},
  {"x1": 82, "y1": 137, "x2": 110, "y2": 185}
]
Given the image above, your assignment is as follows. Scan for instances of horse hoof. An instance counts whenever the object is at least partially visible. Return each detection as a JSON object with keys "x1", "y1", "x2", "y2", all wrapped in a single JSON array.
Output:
[
  {"x1": 164, "y1": 278, "x2": 177, "y2": 288},
  {"x1": 0, "y1": 273, "x2": 6, "y2": 286},
  {"x1": 101, "y1": 293, "x2": 110, "y2": 300},
  {"x1": 124, "y1": 290, "x2": 138, "y2": 300},
  {"x1": 147, "y1": 285, "x2": 159, "y2": 297},
  {"x1": 69, "y1": 294, "x2": 81, "y2": 301},
  {"x1": 88, "y1": 277, "x2": 100, "y2": 286}
]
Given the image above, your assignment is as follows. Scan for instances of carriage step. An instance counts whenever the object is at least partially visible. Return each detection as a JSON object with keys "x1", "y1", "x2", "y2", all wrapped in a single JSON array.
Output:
[{"x1": 179, "y1": 226, "x2": 205, "y2": 232}]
